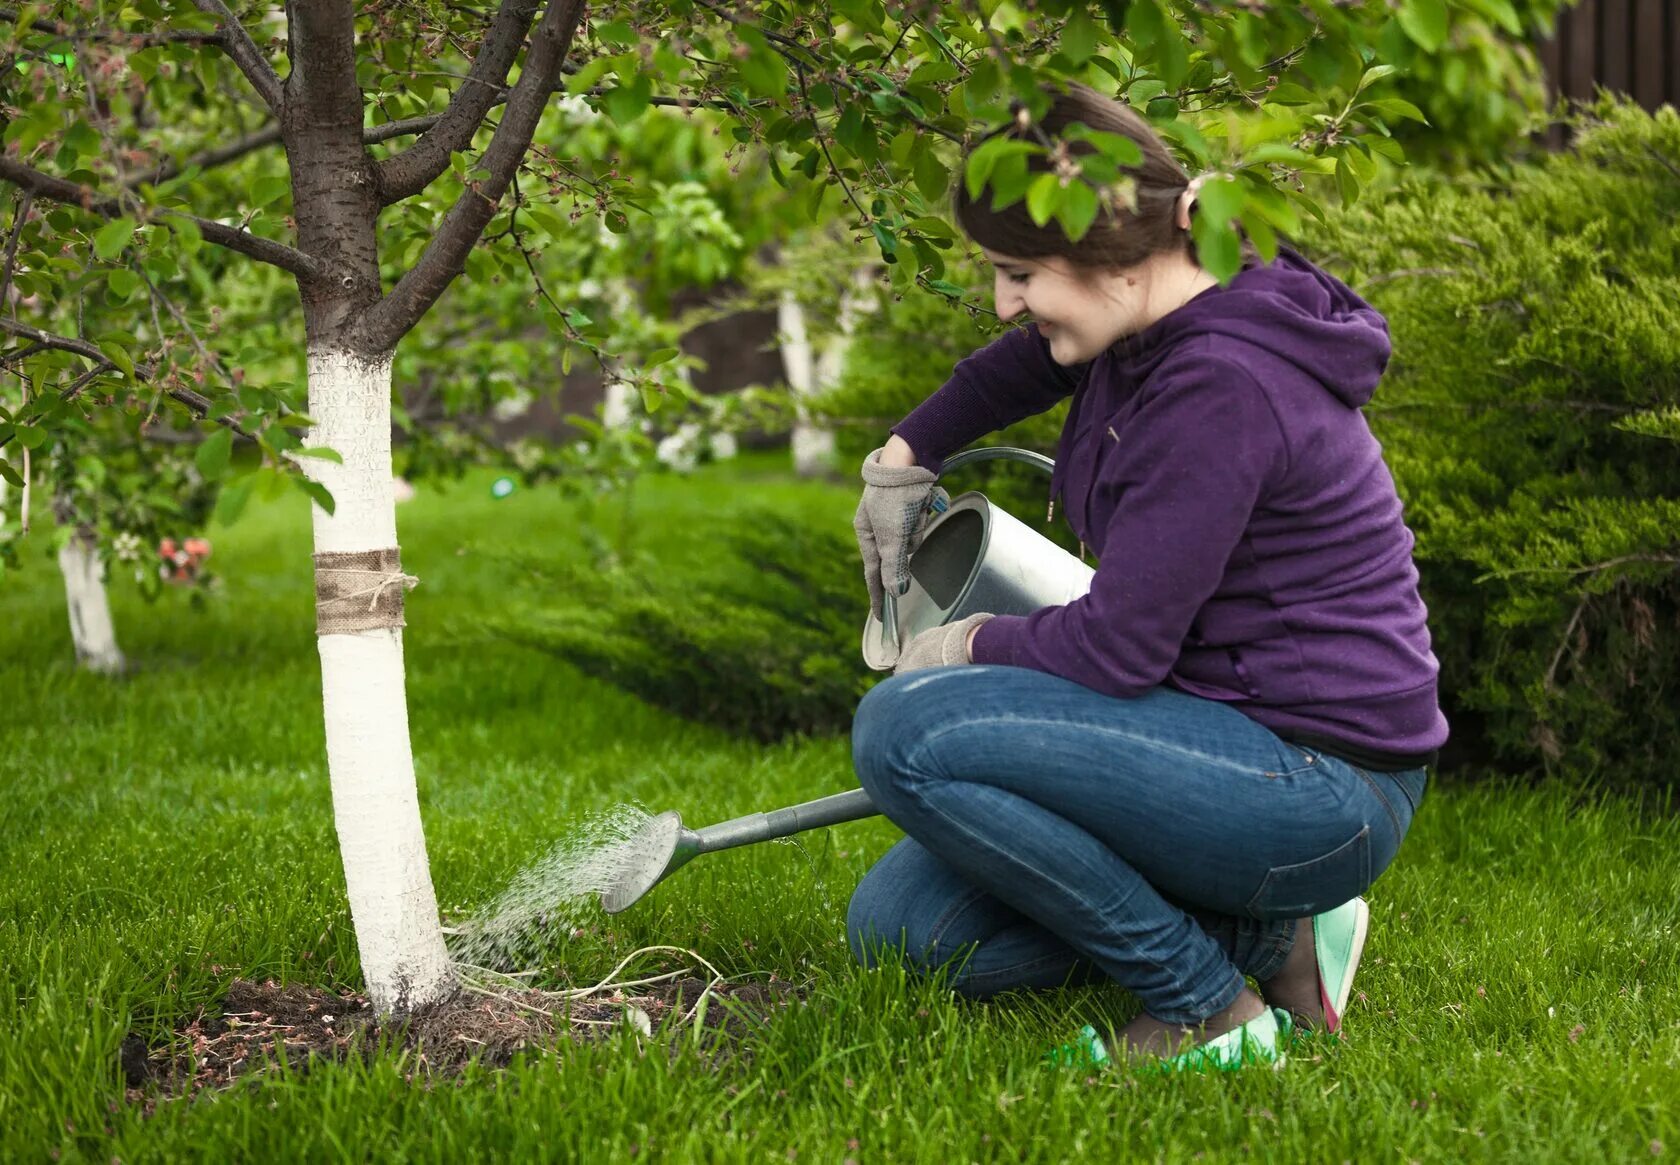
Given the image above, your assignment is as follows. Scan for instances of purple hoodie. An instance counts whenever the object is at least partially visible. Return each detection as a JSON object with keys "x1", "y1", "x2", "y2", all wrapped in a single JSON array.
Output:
[{"x1": 892, "y1": 245, "x2": 1447, "y2": 764}]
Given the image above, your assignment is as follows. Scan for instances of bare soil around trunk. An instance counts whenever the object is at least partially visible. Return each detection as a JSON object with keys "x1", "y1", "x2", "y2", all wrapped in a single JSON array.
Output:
[{"x1": 122, "y1": 973, "x2": 799, "y2": 1107}]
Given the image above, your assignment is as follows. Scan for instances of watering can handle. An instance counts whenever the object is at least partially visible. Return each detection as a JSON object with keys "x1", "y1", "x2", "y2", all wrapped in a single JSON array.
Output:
[{"x1": 880, "y1": 445, "x2": 1056, "y2": 657}]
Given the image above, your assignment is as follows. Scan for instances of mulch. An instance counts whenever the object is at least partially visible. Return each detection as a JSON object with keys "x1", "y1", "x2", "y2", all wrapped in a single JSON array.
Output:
[{"x1": 122, "y1": 972, "x2": 800, "y2": 1107}]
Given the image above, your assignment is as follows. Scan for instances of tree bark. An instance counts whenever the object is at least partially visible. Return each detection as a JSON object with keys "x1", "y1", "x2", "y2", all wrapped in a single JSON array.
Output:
[
  {"x1": 303, "y1": 348, "x2": 455, "y2": 1015},
  {"x1": 57, "y1": 525, "x2": 125, "y2": 674},
  {"x1": 283, "y1": 0, "x2": 454, "y2": 1015}
]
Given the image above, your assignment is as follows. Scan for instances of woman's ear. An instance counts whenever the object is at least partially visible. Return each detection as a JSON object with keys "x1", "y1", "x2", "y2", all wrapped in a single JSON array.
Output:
[{"x1": 1175, "y1": 187, "x2": 1194, "y2": 232}]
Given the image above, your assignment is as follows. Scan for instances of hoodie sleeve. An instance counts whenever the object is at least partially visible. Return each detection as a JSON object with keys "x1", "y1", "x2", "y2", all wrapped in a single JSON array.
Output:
[
  {"x1": 970, "y1": 357, "x2": 1287, "y2": 695},
  {"x1": 890, "y1": 324, "x2": 1082, "y2": 473}
]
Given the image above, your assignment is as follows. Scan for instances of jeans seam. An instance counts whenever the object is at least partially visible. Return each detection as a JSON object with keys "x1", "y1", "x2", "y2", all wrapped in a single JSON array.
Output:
[
  {"x1": 924, "y1": 885, "x2": 990, "y2": 957},
  {"x1": 905, "y1": 715, "x2": 1257, "y2": 778},
  {"x1": 1351, "y1": 766, "x2": 1404, "y2": 838}
]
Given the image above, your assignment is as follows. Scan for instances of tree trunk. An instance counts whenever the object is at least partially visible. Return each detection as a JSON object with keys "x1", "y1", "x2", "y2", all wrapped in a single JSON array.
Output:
[
  {"x1": 304, "y1": 347, "x2": 455, "y2": 1014},
  {"x1": 781, "y1": 267, "x2": 875, "y2": 477},
  {"x1": 779, "y1": 291, "x2": 838, "y2": 478},
  {"x1": 57, "y1": 525, "x2": 125, "y2": 674}
]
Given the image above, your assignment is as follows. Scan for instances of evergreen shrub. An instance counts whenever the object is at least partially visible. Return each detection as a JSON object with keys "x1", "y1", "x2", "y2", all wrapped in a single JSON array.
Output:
[
  {"x1": 1302, "y1": 99, "x2": 1680, "y2": 790},
  {"x1": 498, "y1": 511, "x2": 873, "y2": 741}
]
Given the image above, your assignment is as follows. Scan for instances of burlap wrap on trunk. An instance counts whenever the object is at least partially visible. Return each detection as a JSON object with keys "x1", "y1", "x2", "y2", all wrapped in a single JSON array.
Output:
[{"x1": 313, "y1": 547, "x2": 417, "y2": 634}]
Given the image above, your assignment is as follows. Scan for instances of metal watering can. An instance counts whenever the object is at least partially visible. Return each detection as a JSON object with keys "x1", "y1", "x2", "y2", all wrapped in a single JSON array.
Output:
[
  {"x1": 600, "y1": 446, "x2": 1093, "y2": 915},
  {"x1": 861, "y1": 445, "x2": 1095, "y2": 669}
]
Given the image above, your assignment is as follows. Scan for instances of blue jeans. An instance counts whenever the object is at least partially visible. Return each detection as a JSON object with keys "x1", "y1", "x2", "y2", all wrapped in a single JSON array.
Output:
[{"x1": 847, "y1": 666, "x2": 1427, "y2": 1025}]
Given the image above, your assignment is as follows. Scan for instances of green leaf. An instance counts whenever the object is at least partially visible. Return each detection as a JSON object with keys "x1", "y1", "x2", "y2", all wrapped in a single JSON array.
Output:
[
  {"x1": 1194, "y1": 177, "x2": 1244, "y2": 228},
  {"x1": 214, "y1": 479, "x2": 253, "y2": 527},
  {"x1": 251, "y1": 174, "x2": 290, "y2": 209},
  {"x1": 1397, "y1": 0, "x2": 1449, "y2": 52},
  {"x1": 890, "y1": 129, "x2": 918, "y2": 167},
  {"x1": 601, "y1": 73, "x2": 652, "y2": 125},
  {"x1": 12, "y1": 424, "x2": 46, "y2": 450},
  {"x1": 0, "y1": 459, "x2": 22, "y2": 488},
  {"x1": 565, "y1": 56, "x2": 616, "y2": 95},
  {"x1": 1026, "y1": 173, "x2": 1062, "y2": 227},
  {"x1": 988, "y1": 153, "x2": 1032, "y2": 210},
  {"x1": 596, "y1": 18, "x2": 635, "y2": 46},
  {"x1": 93, "y1": 217, "x2": 136, "y2": 261},
  {"x1": 1192, "y1": 218, "x2": 1241, "y2": 282},
  {"x1": 639, "y1": 382, "x2": 664, "y2": 413},
  {"x1": 738, "y1": 46, "x2": 789, "y2": 98},
  {"x1": 913, "y1": 148, "x2": 948, "y2": 201},
  {"x1": 1241, "y1": 211, "x2": 1278, "y2": 263},
  {"x1": 964, "y1": 138, "x2": 1036, "y2": 201},
  {"x1": 1125, "y1": 0, "x2": 1166, "y2": 48},
  {"x1": 100, "y1": 340, "x2": 136, "y2": 381},
  {"x1": 195, "y1": 426, "x2": 233, "y2": 479},
  {"x1": 292, "y1": 446, "x2": 343, "y2": 464},
  {"x1": 1335, "y1": 156, "x2": 1362, "y2": 207},
  {"x1": 1064, "y1": 125, "x2": 1145, "y2": 167},
  {"x1": 645, "y1": 347, "x2": 679, "y2": 368},
  {"x1": 870, "y1": 221, "x2": 898, "y2": 261},
  {"x1": 1263, "y1": 82, "x2": 1319, "y2": 106},
  {"x1": 299, "y1": 477, "x2": 335, "y2": 516},
  {"x1": 1364, "y1": 97, "x2": 1430, "y2": 125},
  {"x1": 1062, "y1": 9, "x2": 1100, "y2": 64},
  {"x1": 1356, "y1": 64, "x2": 1399, "y2": 93},
  {"x1": 1057, "y1": 181, "x2": 1100, "y2": 242},
  {"x1": 107, "y1": 268, "x2": 142, "y2": 299},
  {"x1": 62, "y1": 120, "x2": 100, "y2": 160}
]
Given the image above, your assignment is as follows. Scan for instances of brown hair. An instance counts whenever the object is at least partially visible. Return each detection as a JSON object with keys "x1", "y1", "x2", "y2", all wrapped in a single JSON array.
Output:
[{"x1": 955, "y1": 81, "x2": 1198, "y2": 272}]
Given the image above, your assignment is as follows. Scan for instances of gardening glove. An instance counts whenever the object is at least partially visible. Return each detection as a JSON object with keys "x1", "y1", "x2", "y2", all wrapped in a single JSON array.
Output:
[
  {"x1": 854, "y1": 448, "x2": 950, "y2": 620},
  {"x1": 892, "y1": 613, "x2": 994, "y2": 676}
]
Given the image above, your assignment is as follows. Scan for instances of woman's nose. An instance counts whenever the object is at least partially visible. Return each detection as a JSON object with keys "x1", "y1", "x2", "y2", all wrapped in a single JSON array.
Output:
[{"x1": 994, "y1": 288, "x2": 1024, "y2": 322}]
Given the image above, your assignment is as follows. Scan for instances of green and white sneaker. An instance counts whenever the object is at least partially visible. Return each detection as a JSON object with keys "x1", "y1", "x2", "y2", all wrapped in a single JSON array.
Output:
[
  {"x1": 1312, "y1": 897, "x2": 1370, "y2": 1036},
  {"x1": 1047, "y1": 1008, "x2": 1291, "y2": 1075}
]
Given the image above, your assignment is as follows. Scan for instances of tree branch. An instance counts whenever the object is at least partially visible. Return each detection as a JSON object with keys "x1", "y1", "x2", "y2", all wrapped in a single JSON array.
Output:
[
  {"x1": 0, "y1": 319, "x2": 257, "y2": 448},
  {"x1": 188, "y1": 0, "x2": 284, "y2": 114},
  {"x1": 0, "y1": 5, "x2": 225, "y2": 45},
  {"x1": 374, "y1": 0, "x2": 542, "y2": 205},
  {"x1": 0, "y1": 157, "x2": 323, "y2": 280},
  {"x1": 355, "y1": 0, "x2": 587, "y2": 352},
  {"x1": 137, "y1": 113, "x2": 464, "y2": 188},
  {"x1": 0, "y1": 189, "x2": 31, "y2": 311}
]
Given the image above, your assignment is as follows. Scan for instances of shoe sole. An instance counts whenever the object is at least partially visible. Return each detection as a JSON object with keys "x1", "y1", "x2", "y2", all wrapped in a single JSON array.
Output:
[{"x1": 1321, "y1": 898, "x2": 1370, "y2": 1033}]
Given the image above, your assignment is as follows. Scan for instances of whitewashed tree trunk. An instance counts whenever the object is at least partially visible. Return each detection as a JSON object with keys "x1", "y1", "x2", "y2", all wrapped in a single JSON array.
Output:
[
  {"x1": 780, "y1": 268, "x2": 874, "y2": 478},
  {"x1": 57, "y1": 527, "x2": 124, "y2": 674},
  {"x1": 305, "y1": 348, "x2": 455, "y2": 1015},
  {"x1": 601, "y1": 278, "x2": 638, "y2": 430}
]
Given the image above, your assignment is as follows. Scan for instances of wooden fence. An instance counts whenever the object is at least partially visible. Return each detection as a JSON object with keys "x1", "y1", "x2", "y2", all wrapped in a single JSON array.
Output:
[{"x1": 1535, "y1": 0, "x2": 1678, "y2": 145}]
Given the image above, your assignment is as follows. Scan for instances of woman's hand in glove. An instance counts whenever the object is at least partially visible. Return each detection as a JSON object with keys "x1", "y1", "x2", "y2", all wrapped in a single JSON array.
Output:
[
  {"x1": 854, "y1": 448, "x2": 949, "y2": 619},
  {"x1": 893, "y1": 614, "x2": 994, "y2": 675}
]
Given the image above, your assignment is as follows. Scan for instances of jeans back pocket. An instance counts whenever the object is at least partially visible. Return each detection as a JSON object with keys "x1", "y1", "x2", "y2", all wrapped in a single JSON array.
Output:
[{"x1": 1245, "y1": 825, "x2": 1372, "y2": 921}]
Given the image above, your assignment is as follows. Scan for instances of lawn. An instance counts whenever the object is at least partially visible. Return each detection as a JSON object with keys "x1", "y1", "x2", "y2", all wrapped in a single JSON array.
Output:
[{"x1": 3, "y1": 455, "x2": 1677, "y2": 1163}]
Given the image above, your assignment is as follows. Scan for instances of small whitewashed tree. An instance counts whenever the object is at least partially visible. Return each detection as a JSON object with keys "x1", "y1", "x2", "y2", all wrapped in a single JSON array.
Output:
[{"x1": 4, "y1": 0, "x2": 1460, "y2": 1013}]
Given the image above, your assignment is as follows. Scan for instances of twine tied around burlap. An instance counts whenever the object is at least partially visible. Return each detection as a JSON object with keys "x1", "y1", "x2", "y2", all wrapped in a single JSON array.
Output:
[{"x1": 313, "y1": 547, "x2": 418, "y2": 634}]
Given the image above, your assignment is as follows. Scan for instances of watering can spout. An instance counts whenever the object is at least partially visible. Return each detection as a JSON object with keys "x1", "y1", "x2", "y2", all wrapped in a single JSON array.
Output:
[{"x1": 599, "y1": 789, "x2": 878, "y2": 914}]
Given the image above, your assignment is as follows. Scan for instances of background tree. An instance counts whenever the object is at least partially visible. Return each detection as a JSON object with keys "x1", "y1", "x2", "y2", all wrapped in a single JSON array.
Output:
[{"x1": 4, "y1": 0, "x2": 1467, "y2": 1012}]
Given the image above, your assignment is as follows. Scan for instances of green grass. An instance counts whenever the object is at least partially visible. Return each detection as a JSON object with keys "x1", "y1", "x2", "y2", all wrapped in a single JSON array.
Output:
[{"x1": 3, "y1": 454, "x2": 1677, "y2": 1163}]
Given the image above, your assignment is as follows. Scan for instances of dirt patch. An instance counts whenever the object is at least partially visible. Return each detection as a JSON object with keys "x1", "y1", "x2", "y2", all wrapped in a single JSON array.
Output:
[{"x1": 123, "y1": 972, "x2": 800, "y2": 1105}]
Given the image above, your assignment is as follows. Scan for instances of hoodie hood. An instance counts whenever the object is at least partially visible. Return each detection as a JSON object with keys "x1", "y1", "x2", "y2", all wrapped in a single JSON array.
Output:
[{"x1": 1110, "y1": 244, "x2": 1391, "y2": 409}]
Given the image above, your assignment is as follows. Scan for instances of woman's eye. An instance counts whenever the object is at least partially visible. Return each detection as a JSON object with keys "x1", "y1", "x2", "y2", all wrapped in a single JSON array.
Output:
[{"x1": 1007, "y1": 273, "x2": 1031, "y2": 285}]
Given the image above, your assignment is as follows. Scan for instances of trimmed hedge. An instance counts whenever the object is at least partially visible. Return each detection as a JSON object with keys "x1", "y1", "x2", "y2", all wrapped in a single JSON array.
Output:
[{"x1": 496, "y1": 510, "x2": 873, "y2": 742}]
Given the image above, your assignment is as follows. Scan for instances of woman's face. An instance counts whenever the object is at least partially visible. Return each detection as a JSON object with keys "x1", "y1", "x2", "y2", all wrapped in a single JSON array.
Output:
[{"x1": 983, "y1": 247, "x2": 1207, "y2": 365}]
